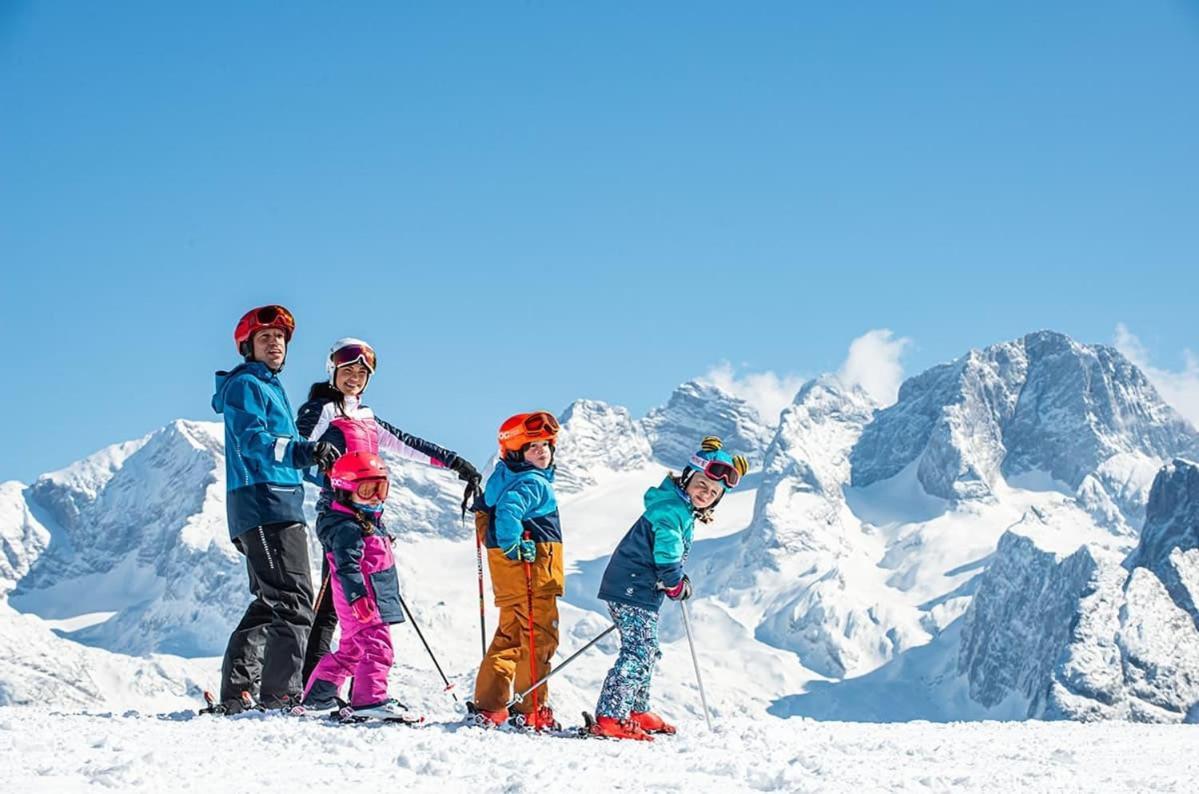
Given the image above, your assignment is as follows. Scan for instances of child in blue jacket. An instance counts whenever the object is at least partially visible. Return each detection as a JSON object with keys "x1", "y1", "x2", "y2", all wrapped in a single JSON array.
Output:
[{"x1": 592, "y1": 436, "x2": 748, "y2": 740}]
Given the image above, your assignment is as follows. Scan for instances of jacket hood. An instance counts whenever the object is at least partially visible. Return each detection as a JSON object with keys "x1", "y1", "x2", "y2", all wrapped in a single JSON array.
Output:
[
  {"x1": 485, "y1": 459, "x2": 555, "y2": 505},
  {"x1": 212, "y1": 361, "x2": 273, "y2": 413},
  {"x1": 644, "y1": 475, "x2": 691, "y2": 512}
]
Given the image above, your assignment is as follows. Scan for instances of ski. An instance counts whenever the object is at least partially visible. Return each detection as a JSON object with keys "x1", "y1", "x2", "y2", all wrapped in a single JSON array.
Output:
[{"x1": 333, "y1": 704, "x2": 424, "y2": 726}]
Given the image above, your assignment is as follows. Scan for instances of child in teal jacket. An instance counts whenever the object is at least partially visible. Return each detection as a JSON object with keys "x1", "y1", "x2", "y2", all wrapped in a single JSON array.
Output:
[{"x1": 592, "y1": 436, "x2": 748, "y2": 740}]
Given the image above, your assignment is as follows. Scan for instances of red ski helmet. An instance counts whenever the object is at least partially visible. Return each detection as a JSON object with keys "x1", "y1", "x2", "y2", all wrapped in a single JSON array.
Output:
[
  {"x1": 329, "y1": 451, "x2": 390, "y2": 502},
  {"x1": 234, "y1": 305, "x2": 296, "y2": 356}
]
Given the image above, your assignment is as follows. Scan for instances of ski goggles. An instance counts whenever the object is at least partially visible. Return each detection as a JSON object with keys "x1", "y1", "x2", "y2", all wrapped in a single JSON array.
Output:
[
  {"x1": 255, "y1": 305, "x2": 295, "y2": 331},
  {"x1": 689, "y1": 454, "x2": 742, "y2": 488},
  {"x1": 350, "y1": 477, "x2": 389, "y2": 502},
  {"x1": 498, "y1": 411, "x2": 561, "y2": 443},
  {"x1": 331, "y1": 343, "x2": 377, "y2": 373},
  {"x1": 522, "y1": 411, "x2": 560, "y2": 436}
]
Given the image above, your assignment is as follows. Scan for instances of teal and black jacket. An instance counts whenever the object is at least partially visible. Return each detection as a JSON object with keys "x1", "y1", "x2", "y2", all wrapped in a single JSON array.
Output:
[{"x1": 597, "y1": 476, "x2": 695, "y2": 611}]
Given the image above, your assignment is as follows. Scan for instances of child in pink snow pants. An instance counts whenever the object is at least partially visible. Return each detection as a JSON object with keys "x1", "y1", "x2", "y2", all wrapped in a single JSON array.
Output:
[{"x1": 301, "y1": 451, "x2": 410, "y2": 720}]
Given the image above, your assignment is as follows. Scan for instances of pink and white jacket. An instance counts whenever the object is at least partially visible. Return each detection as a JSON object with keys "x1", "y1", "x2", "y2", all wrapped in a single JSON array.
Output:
[{"x1": 296, "y1": 393, "x2": 461, "y2": 516}]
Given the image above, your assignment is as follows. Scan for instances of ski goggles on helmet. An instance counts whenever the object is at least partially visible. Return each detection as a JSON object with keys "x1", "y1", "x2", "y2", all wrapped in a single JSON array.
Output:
[
  {"x1": 522, "y1": 412, "x2": 560, "y2": 436},
  {"x1": 234, "y1": 304, "x2": 296, "y2": 348},
  {"x1": 689, "y1": 454, "x2": 742, "y2": 488},
  {"x1": 350, "y1": 477, "x2": 389, "y2": 502},
  {"x1": 254, "y1": 304, "x2": 294, "y2": 327},
  {"x1": 330, "y1": 343, "x2": 377, "y2": 373},
  {"x1": 498, "y1": 411, "x2": 561, "y2": 445}
]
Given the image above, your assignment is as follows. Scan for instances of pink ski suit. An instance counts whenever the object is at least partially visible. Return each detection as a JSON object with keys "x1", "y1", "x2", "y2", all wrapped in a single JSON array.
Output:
[{"x1": 303, "y1": 502, "x2": 404, "y2": 707}]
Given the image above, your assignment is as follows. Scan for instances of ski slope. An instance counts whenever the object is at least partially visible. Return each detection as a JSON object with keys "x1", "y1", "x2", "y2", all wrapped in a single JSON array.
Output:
[{"x1": 4, "y1": 708, "x2": 1197, "y2": 793}]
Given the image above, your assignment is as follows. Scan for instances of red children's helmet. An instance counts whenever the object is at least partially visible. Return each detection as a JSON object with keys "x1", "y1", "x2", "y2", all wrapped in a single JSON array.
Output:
[
  {"x1": 234, "y1": 305, "x2": 296, "y2": 355},
  {"x1": 498, "y1": 411, "x2": 560, "y2": 458},
  {"x1": 329, "y1": 451, "x2": 390, "y2": 502}
]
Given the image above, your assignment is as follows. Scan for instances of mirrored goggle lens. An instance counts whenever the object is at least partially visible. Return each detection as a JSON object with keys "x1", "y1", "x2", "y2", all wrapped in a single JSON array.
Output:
[
  {"x1": 256, "y1": 305, "x2": 294, "y2": 325},
  {"x1": 704, "y1": 461, "x2": 740, "y2": 487},
  {"x1": 354, "y1": 479, "x2": 388, "y2": 501},
  {"x1": 332, "y1": 345, "x2": 377, "y2": 373},
  {"x1": 525, "y1": 413, "x2": 560, "y2": 434}
]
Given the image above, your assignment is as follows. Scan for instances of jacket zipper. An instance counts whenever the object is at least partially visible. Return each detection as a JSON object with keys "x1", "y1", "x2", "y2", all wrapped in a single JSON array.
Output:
[{"x1": 258, "y1": 526, "x2": 276, "y2": 571}]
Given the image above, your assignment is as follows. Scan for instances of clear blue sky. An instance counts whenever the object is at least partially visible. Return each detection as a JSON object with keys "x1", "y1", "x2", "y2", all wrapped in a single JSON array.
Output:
[{"x1": 2, "y1": 1, "x2": 1197, "y2": 483}]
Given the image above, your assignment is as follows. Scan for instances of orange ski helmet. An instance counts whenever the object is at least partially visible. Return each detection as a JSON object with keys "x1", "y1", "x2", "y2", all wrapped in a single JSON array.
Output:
[{"x1": 498, "y1": 411, "x2": 560, "y2": 459}]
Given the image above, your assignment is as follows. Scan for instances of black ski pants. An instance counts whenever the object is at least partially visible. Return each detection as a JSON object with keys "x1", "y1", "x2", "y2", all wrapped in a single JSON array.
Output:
[{"x1": 220, "y1": 522, "x2": 315, "y2": 707}]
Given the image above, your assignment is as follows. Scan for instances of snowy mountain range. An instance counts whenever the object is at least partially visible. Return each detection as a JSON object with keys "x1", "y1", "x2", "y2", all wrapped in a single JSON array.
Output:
[{"x1": 3, "y1": 329, "x2": 1199, "y2": 724}]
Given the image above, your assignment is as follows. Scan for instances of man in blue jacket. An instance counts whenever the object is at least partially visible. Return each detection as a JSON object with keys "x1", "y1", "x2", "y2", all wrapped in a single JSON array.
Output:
[{"x1": 211, "y1": 304, "x2": 338, "y2": 713}]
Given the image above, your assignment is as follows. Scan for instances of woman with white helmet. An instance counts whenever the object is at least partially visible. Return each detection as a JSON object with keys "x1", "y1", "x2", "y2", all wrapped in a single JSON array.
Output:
[{"x1": 295, "y1": 338, "x2": 480, "y2": 696}]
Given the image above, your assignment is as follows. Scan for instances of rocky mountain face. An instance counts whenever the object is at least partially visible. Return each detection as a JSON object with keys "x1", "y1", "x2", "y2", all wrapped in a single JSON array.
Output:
[
  {"x1": 642, "y1": 380, "x2": 775, "y2": 469},
  {"x1": 553, "y1": 400, "x2": 655, "y2": 494},
  {"x1": 850, "y1": 331, "x2": 1198, "y2": 532},
  {"x1": 958, "y1": 459, "x2": 1199, "y2": 722}
]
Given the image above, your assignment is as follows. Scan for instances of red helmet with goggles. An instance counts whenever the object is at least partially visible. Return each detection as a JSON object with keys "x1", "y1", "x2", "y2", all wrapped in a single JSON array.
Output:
[
  {"x1": 234, "y1": 305, "x2": 296, "y2": 356},
  {"x1": 329, "y1": 451, "x2": 390, "y2": 503}
]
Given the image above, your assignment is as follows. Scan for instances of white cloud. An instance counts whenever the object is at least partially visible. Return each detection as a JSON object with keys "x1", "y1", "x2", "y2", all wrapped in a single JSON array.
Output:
[
  {"x1": 1114, "y1": 323, "x2": 1199, "y2": 428},
  {"x1": 700, "y1": 362, "x2": 807, "y2": 424},
  {"x1": 837, "y1": 329, "x2": 911, "y2": 406}
]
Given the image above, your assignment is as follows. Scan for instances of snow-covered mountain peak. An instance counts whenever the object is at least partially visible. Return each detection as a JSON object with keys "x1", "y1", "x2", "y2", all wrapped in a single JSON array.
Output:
[
  {"x1": 641, "y1": 379, "x2": 775, "y2": 468},
  {"x1": 553, "y1": 399, "x2": 654, "y2": 494},
  {"x1": 850, "y1": 331, "x2": 1199, "y2": 512},
  {"x1": 954, "y1": 457, "x2": 1199, "y2": 722}
]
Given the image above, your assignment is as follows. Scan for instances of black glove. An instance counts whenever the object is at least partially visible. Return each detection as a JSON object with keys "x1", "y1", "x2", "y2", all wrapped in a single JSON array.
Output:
[
  {"x1": 311, "y1": 441, "x2": 339, "y2": 472},
  {"x1": 448, "y1": 456, "x2": 480, "y2": 485}
]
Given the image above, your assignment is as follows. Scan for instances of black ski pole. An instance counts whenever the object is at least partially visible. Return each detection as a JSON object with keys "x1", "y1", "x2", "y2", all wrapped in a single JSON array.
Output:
[
  {"x1": 462, "y1": 479, "x2": 488, "y2": 659},
  {"x1": 397, "y1": 591, "x2": 460, "y2": 703},
  {"x1": 506, "y1": 623, "x2": 617, "y2": 709}
]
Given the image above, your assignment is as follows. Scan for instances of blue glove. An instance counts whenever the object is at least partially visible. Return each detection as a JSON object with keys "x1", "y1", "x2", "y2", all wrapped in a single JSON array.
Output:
[{"x1": 503, "y1": 539, "x2": 536, "y2": 562}]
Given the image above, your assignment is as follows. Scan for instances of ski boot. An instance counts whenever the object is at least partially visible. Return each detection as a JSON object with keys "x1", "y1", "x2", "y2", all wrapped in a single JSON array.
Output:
[
  {"x1": 199, "y1": 690, "x2": 257, "y2": 716},
  {"x1": 584, "y1": 712, "x2": 654, "y2": 742},
  {"x1": 259, "y1": 692, "x2": 302, "y2": 713},
  {"x1": 629, "y1": 710, "x2": 676, "y2": 735},
  {"x1": 338, "y1": 698, "x2": 423, "y2": 724},
  {"x1": 465, "y1": 701, "x2": 509, "y2": 729},
  {"x1": 293, "y1": 679, "x2": 347, "y2": 718},
  {"x1": 509, "y1": 705, "x2": 561, "y2": 732}
]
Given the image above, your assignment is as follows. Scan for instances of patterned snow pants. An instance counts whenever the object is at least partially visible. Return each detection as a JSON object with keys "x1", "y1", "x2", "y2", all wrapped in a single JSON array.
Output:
[{"x1": 595, "y1": 600, "x2": 661, "y2": 719}]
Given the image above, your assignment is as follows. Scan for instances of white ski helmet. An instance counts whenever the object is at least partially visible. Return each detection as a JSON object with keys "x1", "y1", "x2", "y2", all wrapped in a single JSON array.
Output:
[{"x1": 326, "y1": 338, "x2": 377, "y2": 387}]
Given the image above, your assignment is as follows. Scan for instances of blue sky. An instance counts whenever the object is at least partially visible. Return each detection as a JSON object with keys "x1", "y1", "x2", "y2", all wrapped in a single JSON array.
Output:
[{"x1": 2, "y1": 2, "x2": 1198, "y2": 482}]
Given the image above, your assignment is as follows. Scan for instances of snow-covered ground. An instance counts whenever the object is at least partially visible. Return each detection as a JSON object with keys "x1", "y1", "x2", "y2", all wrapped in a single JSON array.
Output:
[{"x1": 4, "y1": 708, "x2": 1198, "y2": 793}]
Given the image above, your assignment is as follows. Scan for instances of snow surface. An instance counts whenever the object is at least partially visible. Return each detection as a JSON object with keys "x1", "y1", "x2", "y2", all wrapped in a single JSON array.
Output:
[{"x1": 4, "y1": 709, "x2": 1199, "y2": 793}]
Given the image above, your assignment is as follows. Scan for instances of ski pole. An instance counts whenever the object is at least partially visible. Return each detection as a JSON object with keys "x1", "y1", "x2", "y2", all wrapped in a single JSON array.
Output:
[
  {"x1": 462, "y1": 480, "x2": 488, "y2": 659},
  {"x1": 397, "y1": 591, "x2": 459, "y2": 703},
  {"x1": 475, "y1": 518, "x2": 488, "y2": 659},
  {"x1": 679, "y1": 599, "x2": 712, "y2": 731},
  {"x1": 522, "y1": 531, "x2": 540, "y2": 719},
  {"x1": 507, "y1": 623, "x2": 616, "y2": 709}
]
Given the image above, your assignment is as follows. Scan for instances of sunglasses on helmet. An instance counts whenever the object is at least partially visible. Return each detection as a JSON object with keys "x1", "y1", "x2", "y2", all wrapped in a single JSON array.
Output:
[{"x1": 688, "y1": 454, "x2": 742, "y2": 488}]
